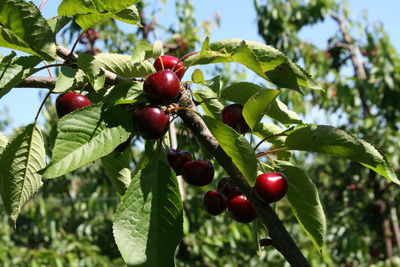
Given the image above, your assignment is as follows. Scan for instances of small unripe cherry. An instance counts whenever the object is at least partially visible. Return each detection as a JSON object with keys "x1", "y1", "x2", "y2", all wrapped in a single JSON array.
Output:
[
  {"x1": 254, "y1": 172, "x2": 288, "y2": 203},
  {"x1": 133, "y1": 107, "x2": 169, "y2": 139},
  {"x1": 167, "y1": 149, "x2": 192, "y2": 175},
  {"x1": 203, "y1": 190, "x2": 227, "y2": 215},
  {"x1": 143, "y1": 70, "x2": 181, "y2": 105},
  {"x1": 228, "y1": 194, "x2": 257, "y2": 223},
  {"x1": 154, "y1": 55, "x2": 185, "y2": 80},
  {"x1": 221, "y1": 103, "x2": 250, "y2": 134},
  {"x1": 56, "y1": 91, "x2": 92, "y2": 118},
  {"x1": 181, "y1": 159, "x2": 214, "y2": 186}
]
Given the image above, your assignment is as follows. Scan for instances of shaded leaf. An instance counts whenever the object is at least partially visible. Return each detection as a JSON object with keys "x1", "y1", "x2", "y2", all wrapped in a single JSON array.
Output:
[
  {"x1": 103, "y1": 81, "x2": 144, "y2": 107},
  {"x1": 265, "y1": 99, "x2": 303, "y2": 125},
  {"x1": 77, "y1": 53, "x2": 105, "y2": 91},
  {"x1": 0, "y1": 124, "x2": 45, "y2": 223},
  {"x1": 221, "y1": 82, "x2": 264, "y2": 104},
  {"x1": 54, "y1": 66, "x2": 78, "y2": 93},
  {"x1": 0, "y1": 132, "x2": 7, "y2": 154},
  {"x1": 101, "y1": 149, "x2": 132, "y2": 196},
  {"x1": 203, "y1": 116, "x2": 258, "y2": 184},
  {"x1": 285, "y1": 125, "x2": 400, "y2": 184}
]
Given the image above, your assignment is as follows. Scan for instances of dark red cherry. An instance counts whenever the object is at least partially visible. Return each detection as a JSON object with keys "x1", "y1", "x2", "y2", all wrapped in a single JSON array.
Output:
[
  {"x1": 56, "y1": 91, "x2": 92, "y2": 118},
  {"x1": 216, "y1": 177, "x2": 242, "y2": 200},
  {"x1": 181, "y1": 159, "x2": 214, "y2": 186},
  {"x1": 221, "y1": 103, "x2": 250, "y2": 134},
  {"x1": 133, "y1": 107, "x2": 169, "y2": 139},
  {"x1": 228, "y1": 194, "x2": 257, "y2": 223},
  {"x1": 143, "y1": 70, "x2": 180, "y2": 105},
  {"x1": 203, "y1": 190, "x2": 227, "y2": 215},
  {"x1": 254, "y1": 172, "x2": 288, "y2": 203},
  {"x1": 167, "y1": 149, "x2": 192, "y2": 175},
  {"x1": 154, "y1": 55, "x2": 185, "y2": 80}
]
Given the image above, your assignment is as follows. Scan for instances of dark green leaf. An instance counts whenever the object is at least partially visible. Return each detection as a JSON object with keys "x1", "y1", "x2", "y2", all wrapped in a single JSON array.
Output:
[
  {"x1": 203, "y1": 116, "x2": 258, "y2": 184},
  {"x1": 221, "y1": 82, "x2": 264, "y2": 104},
  {"x1": 54, "y1": 66, "x2": 78, "y2": 93},
  {"x1": 103, "y1": 81, "x2": 144, "y2": 107},
  {"x1": 77, "y1": 53, "x2": 105, "y2": 91},
  {"x1": 285, "y1": 125, "x2": 400, "y2": 184}
]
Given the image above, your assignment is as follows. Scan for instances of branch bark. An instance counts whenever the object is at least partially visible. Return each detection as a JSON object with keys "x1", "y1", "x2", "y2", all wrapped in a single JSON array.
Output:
[
  {"x1": 331, "y1": 14, "x2": 370, "y2": 118},
  {"x1": 177, "y1": 87, "x2": 310, "y2": 267}
]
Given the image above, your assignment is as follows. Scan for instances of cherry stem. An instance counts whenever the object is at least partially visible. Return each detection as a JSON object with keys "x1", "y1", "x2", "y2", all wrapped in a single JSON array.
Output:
[
  {"x1": 171, "y1": 51, "x2": 199, "y2": 77},
  {"x1": 256, "y1": 148, "x2": 288, "y2": 158},
  {"x1": 69, "y1": 30, "x2": 87, "y2": 60},
  {"x1": 259, "y1": 238, "x2": 274, "y2": 247},
  {"x1": 34, "y1": 89, "x2": 53, "y2": 122},
  {"x1": 253, "y1": 126, "x2": 294, "y2": 151},
  {"x1": 38, "y1": 0, "x2": 48, "y2": 11},
  {"x1": 33, "y1": 63, "x2": 67, "y2": 75}
]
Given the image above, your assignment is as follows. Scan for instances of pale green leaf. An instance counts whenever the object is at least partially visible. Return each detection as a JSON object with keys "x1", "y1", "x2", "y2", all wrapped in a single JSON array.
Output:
[
  {"x1": 243, "y1": 89, "x2": 280, "y2": 129},
  {"x1": 285, "y1": 125, "x2": 400, "y2": 184},
  {"x1": 0, "y1": 124, "x2": 46, "y2": 223},
  {"x1": 113, "y1": 155, "x2": 183, "y2": 266},
  {"x1": 265, "y1": 99, "x2": 303, "y2": 125},
  {"x1": 47, "y1": 16, "x2": 72, "y2": 34},
  {"x1": 192, "y1": 69, "x2": 205, "y2": 85},
  {"x1": 94, "y1": 53, "x2": 155, "y2": 78},
  {"x1": 203, "y1": 116, "x2": 258, "y2": 184},
  {"x1": 77, "y1": 53, "x2": 105, "y2": 90},
  {"x1": 252, "y1": 123, "x2": 291, "y2": 160},
  {"x1": 101, "y1": 149, "x2": 132, "y2": 196},
  {"x1": 0, "y1": 0, "x2": 56, "y2": 60},
  {"x1": 103, "y1": 81, "x2": 144, "y2": 107},
  {"x1": 274, "y1": 160, "x2": 326, "y2": 253},
  {"x1": 54, "y1": 66, "x2": 78, "y2": 93},
  {"x1": 0, "y1": 132, "x2": 7, "y2": 154},
  {"x1": 194, "y1": 87, "x2": 224, "y2": 119},
  {"x1": 42, "y1": 104, "x2": 133, "y2": 178}
]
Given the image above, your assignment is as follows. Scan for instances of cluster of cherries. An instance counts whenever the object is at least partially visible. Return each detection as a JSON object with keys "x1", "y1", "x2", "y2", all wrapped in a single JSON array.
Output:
[{"x1": 54, "y1": 54, "x2": 289, "y2": 224}]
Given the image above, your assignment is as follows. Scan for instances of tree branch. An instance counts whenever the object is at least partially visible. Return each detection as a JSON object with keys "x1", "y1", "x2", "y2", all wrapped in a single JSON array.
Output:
[
  {"x1": 331, "y1": 14, "x2": 370, "y2": 118},
  {"x1": 15, "y1": 77, "x2": 56, "y2": 89},
  {"x1": 176, "y1": 87, "x2": 310, "y2": 267}
]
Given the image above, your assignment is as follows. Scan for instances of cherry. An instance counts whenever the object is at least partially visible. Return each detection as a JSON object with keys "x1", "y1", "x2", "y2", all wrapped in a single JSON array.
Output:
[
  {"x1": 253, "y1": 172, "x2": 288, "y2": 203},
  {"x1": 181, "y1": 159, "x2": 214, "y2": 186},
  {"x1": 143, "y1": 70, "x2": 180, "y2": 105},
  {"x1": 167, "y1": 149, "x2": 193, "y2": 175},
  {"x1": 56, "y1": 91, "x2": 92, "y2": 118},
  {"x1": 217, "y1": 177, "x2": 242, "y2": 200},
  {"x1": 133, "y1": 107, "x2": 169, "y2": 139},
  {"x1": 221, "y1": 103, "x2": 250, "y2": 134},
  {"x1": 228, "y1": 194, "x2": 257, "y2": 223},
  {"x1": 154, "y1": 55, "x2": 185, "y2": 80},
  {"x1": 203, "y1": 190, "x2": 227, "y2": 215}
]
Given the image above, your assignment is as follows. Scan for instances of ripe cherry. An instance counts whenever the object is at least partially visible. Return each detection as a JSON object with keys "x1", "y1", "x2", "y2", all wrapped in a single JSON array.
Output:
[
  {"x1": 217, "y1": 177, "x2": 242, "y2": 200},
  {"x1": 56, "y1": 91, "x2": 92, "y2": 118},
  {"x1": 143, "y1": 70, "x2": 180, "y2": 105},
  {"x1": 228, "y1": 194, "x2": 257, "y2": 223},
  {"x1": 133, "y1": 107, "x2": 169, "y2": 139},
  {"x1": 203, "y1": 190, "x2": 227, "y2": 215},
  {"x1": 154, "y1": 55, "x2": 185, "y2": 80},
  {"x1": 254, "y1": 172, "x2": 288, "y2": 203},
  {"x1": 167, "y1": 149, "x2": 192, "y2": 175},
  {"x1": 181, "y1": 159, "x2": 214, "y2": 186},
  {"x1": 221, "y1": 103, "x2": 250, "y2": 134}
]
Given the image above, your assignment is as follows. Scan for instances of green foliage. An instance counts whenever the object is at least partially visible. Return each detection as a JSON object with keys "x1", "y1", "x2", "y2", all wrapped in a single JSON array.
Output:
[
  {"x1": 0, "y1": 124, "x2": 46, "y2": 223},
  {"x1": 101, "y1": 149, "x2": 132, "y2": 196},
  {"x1": 113, "y1": 149, "x2": 183, "y2": 265}
]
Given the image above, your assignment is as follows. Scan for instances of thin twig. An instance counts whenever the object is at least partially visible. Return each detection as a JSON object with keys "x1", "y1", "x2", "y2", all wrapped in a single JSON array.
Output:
[{"x1": 38, "y1": 0, "x2": 48, "y2": 11}]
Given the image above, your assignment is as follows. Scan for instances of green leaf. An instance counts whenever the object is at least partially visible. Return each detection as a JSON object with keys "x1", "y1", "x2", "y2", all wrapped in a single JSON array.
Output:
[
  {"x1": 103, "y1": 81, "x2": 144, "y2": 107},
  {"x1": 42, "y1": 104, "x2": 133, "y2": 178},
  {"x1": 192, "y1": 69, "x2": 205, "y2": 85},
  {"x1": 101, "y1": 149, "x2": 132, "y2": 196},
  {"x1": 184, "y1": 39, "x2": 320, "y2": 92},
  {"x1": 221, "y1": 82, "x2": 264, "y2": 104},
  {"x1": 252, "y1": 123, "x2": 291, "y2": 160},
  {"x1": 203, "y1": 116, "x2": 258, "y2": 184},
  {"x1": 0, "y1": 124, "x2": 46, "y2": 223},
  {"x1": 0, "y1": 55, "x2": 41, "y2": 99},
  {"x1": 0, "y1": 132, "x2": 8, "y2": 154},
  {"x1": 54, "y1": 66, "x2": 78, "y2": 93},
  {"x1": 194, "y1": 87, "x2": 224, "y2": 119},
  {"x1": 94, "y1": 53, "x2": 155, "y2": 78},
  {"x1": 47, "y1": 16, "x2": 72, "y2": 34},
  {"x1": 113, "y1": 154, "x2": 183, "y2": 266},
  {"x1": 242, "y1": 89, "x2": 280, "y2": 129},
  {"x1": 0, "y1": 0, "x2": 56, "y2": 60},
  {"x1": 285, "y1": 125, "x2": 400, "y2": 184},
  {"x1": 274, "y1": 160, "x2": 326, "y2": 253},
  {"x1": 265, "y1": 99, "x2": 303, "y2": 125},
  {"x1": 77, "y1": 53, "x2": 105, "y2": 91}
]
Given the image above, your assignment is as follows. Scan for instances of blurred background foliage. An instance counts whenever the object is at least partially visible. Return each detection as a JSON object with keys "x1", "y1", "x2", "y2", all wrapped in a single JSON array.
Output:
[{"x1": 1, "y1": 0, "x2": 400, "y2": 266}]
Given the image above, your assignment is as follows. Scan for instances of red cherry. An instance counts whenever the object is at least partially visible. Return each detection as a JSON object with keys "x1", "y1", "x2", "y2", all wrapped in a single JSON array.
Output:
[
  {"x1": 228, "y1": 194, "x2": 257, "y2": 223},
  {"x1": 154, "y1": 55, "x2": 185, "y2": 80},
  {"x1": 167, "y1": 149, "x2": 192, "y2": 175},
  {"x1": 216, "y1": 177, "x2": 242, "y2": 200},
  {"x1": 181, "y1": 159, "x2": 214, "y2": 186},
  {"x1": 143, "y1": 70, "x2": 181, "y2": 105},
  {"x1": 133, "y1": 107, "x2": 169, "y2": 139},
  {"x1": 203, "y1": 190, "x2": 227, "y2": 215},
  {"x1": 254, "y1": 172, "x2": 288, "y2": 203},
  {"x1": 56, "y1": 92, "x2": 92, "y2": 118},
  {"x1": 221, "y1": 104, "x2": 250, "y2": 134}
]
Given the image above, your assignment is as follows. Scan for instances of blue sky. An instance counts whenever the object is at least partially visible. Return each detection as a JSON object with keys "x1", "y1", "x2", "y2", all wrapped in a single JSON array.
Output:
[{"x1": 1, "y1": 0, "x2": 399, "y2": 134}]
